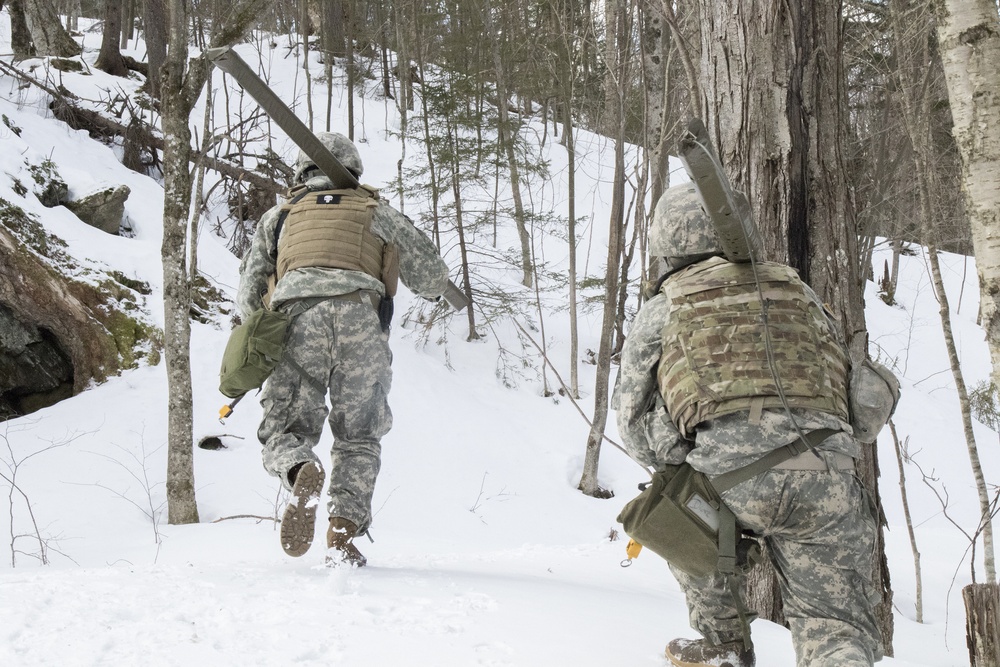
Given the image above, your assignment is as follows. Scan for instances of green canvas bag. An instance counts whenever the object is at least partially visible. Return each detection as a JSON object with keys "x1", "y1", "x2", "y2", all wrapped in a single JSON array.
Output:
[
  {"x1": 617, "y1": 428, "x2": 838, "y2": 577},
  {"x1": 218, "y1": 307, "x2": 290, "y2": 399},
  {"x1": 617, "y1": 463, "x2": 730, "y2": 578}
]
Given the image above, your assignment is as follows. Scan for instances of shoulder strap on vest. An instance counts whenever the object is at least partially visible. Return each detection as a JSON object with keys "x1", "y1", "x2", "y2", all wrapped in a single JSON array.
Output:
[{"x1": 272, "y1": 187, "x2": 313, "y2": 261}]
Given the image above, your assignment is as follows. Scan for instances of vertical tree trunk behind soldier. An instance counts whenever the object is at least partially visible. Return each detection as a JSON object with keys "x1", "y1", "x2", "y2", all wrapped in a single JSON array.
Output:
[{"x1": 694, "y1": 0, "x2": 893, "y2": 653}]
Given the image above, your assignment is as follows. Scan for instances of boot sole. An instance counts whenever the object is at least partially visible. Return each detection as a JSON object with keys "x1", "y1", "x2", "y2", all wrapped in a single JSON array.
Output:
[
  {"x1": 665, "y1": 646, "x2": 750, "y2": 667},
  {"x1": 280, "y1": 462, "x2": 325, "y2": 557}
]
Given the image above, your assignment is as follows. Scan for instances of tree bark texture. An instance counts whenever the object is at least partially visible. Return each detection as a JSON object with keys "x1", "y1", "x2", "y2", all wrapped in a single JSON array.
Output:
[
  {"x1": 121, "y1": 0, "x2": 135, "y2": 49},
  {"x1": 95, "y1": 0, "x2": 128, "y2": 77},
  {"x1": 965, "y1": 583, "x2": 1000, "y2": 665},
  {"x1": 144, "y1": 0, "x2": 168, "y2": 98},
  {"x1": 162, "y1": 0, "x2": 199, "y2": 526},
  {"x1": 641, "y1": 0, "x2": 669, "y2": 209},
  {"x1": 697, "y1": 0, "x2": 892, "y2": 651},
  {"x1": 159, "y1": 0, "x2": 269, "y2": 525},
  {"x1": 23, "y1": 0, "x2": 81, "y2": 57},
  {"x1": 9, "y1": 1, "x2": 35, "y2": 59}
]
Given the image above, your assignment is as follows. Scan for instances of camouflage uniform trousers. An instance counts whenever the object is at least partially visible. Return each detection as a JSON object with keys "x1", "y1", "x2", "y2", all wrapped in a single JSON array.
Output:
[
  {"x1": 258, "y1": 296, "x2": 392, "y2": 534},
  {"x1": 669, "y1": 467, "x2": 882, "y2": 667}
]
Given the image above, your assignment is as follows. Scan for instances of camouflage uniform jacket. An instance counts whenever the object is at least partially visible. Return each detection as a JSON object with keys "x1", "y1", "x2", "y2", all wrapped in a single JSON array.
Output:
[
  {"x1": 238, "y1": 175, "x2": 449, "y2": 319},
  {"x1": 613, "y1": 270, "x2": 859, "y2": 476}
]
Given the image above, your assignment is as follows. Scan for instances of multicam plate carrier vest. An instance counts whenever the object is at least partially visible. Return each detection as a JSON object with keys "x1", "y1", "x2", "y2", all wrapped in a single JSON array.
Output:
[
  {"x1": 271, "y1": 184, "x2": 398, "y2": 296},
  {"x1": 657, "y1": 256, "x2": 850, "y2": 437}
]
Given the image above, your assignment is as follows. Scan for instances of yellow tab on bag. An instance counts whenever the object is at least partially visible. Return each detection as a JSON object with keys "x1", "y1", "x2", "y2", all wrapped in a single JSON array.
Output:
[{"x1": 621, "y1": 539, "x2": 643, "y2": 567}]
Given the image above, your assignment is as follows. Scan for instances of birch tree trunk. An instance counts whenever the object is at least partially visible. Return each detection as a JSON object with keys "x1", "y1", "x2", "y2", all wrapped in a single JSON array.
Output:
[
  {"x1": 933, "y1": 0, "x2": 1000, "y2": 400},
  {"x1": 933, "y1": 0, "x2": 1000, "y2": 589},
  {"x1": 899, "y1": 0, "x2": 996, "y2": 587}
]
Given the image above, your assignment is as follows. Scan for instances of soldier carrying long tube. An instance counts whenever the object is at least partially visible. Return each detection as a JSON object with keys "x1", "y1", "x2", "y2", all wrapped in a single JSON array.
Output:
[{"x1": 210, "y1": 46, "x2": 462, "y2": 567}]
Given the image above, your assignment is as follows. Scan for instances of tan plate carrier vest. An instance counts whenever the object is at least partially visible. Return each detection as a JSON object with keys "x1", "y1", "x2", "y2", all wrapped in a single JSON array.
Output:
[
  {"x1": 657, "y1": 256, "x2": 849, "y2": 437},
  {"x1": 268, "y1": 185, "x2": 399, "y2": 301}
]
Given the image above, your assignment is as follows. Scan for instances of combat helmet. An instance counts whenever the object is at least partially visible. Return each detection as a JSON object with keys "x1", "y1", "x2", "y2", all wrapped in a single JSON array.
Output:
[
  {"x1": 649, "y1": 182, "x2": 723, "y2": 271},
  {"x1": 293, "y1": 132, "x2": 364, "y2": 183}
]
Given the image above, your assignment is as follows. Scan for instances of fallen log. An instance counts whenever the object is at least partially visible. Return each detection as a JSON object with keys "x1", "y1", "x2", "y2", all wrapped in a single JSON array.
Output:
[{"x1": 0, "y1": 58, "x2": 285, "y2": 196}]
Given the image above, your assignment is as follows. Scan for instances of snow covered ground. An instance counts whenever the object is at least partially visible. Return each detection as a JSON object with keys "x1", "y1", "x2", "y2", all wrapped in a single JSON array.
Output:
[{"x1": 0, "y1": 13, "x2": 992, "y2": 666}]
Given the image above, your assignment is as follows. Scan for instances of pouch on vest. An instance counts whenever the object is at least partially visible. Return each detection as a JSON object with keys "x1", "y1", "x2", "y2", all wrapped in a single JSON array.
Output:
[
  {"x1": 378, "y1": 243, "x2": 399, "y2": 332},
  {"x1": 218, "y1": 307, "x2": 290, "y2": 399},
  {"x1": 616, "y1": 463, "x2": 757, "y2": 578},
  {"x1": 848, "y1": 359, "x2": 900, "y2": 443}
]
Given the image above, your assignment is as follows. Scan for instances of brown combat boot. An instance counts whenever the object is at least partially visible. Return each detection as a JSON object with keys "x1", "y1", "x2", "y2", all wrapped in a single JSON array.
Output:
[
  {"x1": 326, "y1": 517, "x2": 367, "y2": 567},
  {"x1": 279, "y1": 461, "x2": 325, "y2": 557},
  {"x1": 665, "y1": 638, "x2": 755, "y2": 667}
]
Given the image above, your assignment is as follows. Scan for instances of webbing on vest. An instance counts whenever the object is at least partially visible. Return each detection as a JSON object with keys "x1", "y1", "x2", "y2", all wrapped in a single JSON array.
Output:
[
  {"x1": 276, "y1": 187, "x2": 383, "y2": 281},
  {"x1": 657, "y1": 256, "x2": 849, "y2": 437}
]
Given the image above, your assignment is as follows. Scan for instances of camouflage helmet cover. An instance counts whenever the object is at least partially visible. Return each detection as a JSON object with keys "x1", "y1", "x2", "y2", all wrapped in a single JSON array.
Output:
[
  {"x1": 293, "y1": 132, "x2": 364, "y2": 182},
  {"x1": 649, "y1": 182, "x2": 722, "y2": 267}
]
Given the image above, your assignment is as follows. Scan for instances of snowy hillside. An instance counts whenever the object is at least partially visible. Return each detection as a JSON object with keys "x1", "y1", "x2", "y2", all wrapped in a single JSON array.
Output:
[{"x1": 0, "y1": 14, "x2": 993, "y2": 666}]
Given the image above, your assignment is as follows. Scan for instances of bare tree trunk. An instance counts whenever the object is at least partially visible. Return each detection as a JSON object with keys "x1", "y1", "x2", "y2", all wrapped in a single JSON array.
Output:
[
  {"x1": 9, "y1": 1, "x2": 36, "y2": 60},
  {"x1": 933, "y1": 0, "x2": 1000, "y2": 588},
  {"x1": 641, "y1": 0, "x2": 669, "y2": 210},
  {"x1": 162, "y1": 0, "x2": 199, "y2": 526},
  {"x1": 889, "y1": 421, "x2": 923, "y2": 623},
  {"x1": 65, "y1": 0, "x2": 78, "y2": 32},
  {"x1": 580, "y1": 0, "x2": 630, "y2": 499},
  {"x1": 965, "y1": 583, "x2": 1000, "y2": 666},
  {"x1": 416, "y1": 56, "x2": 442, "y2": 249},
  {"x1": 393, "y1": 0, "x2": 410, "y2": 211},
  {"x1": 95, "y1": 0, "x2": 128, "y2": 77},
  {"x1": 445, "y1": 119, "x2": 478, "y2": 340},
  {"x1": 299, "y1": 0, "x2": 314, "y2": 131},
  {"x1": 23, "y1": 0, "x2": 81, "y2": 57},
  {"x1": 480, "y1": 0, "x2": 533, "y2": 289},
  {"x1": 660, "y1": 0, "x2": 701, "y2": 119},
  {"x1": 121, "y1": 0, "x2": 135, "y2": 49},
  {"x1": 896, "y1": 0, "x2": 996, "y2": 600},
  {"x1": 144, "y1": 0, "x2": 168, "y2": 99},
  {"x1": 550, "y1": 0, "x2": 580, "y2": 400},
  {"x1": 933, "y1": 0, "x2": 1000, "y2": 418},
  {"x1": 697, "y1": 0, "x2": 893, "y2": 649},
  {"x1": 188, "y1": 78, "x2": 213, "y2": 283},
  {"x1": 324, "y1": 0, "x2": 345, "y2": 57},
  {"x1": 160, "y1": 0, "x2": 268, "y2": 525},
  {"x1": 345, "y1": 0, "x2": 354, "y2": 139},
  {"x1": 564, "y1": 101, "x2": 580, "y2": 399}
]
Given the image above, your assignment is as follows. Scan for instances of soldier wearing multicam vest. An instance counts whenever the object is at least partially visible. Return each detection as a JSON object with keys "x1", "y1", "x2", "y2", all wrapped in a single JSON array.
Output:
[
  {"x1": 612, "y1": 183, "x2": 881, "y2": 667},
  {"x1": 238, "y1": 132, "x2": 449, "y2": 567}
]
